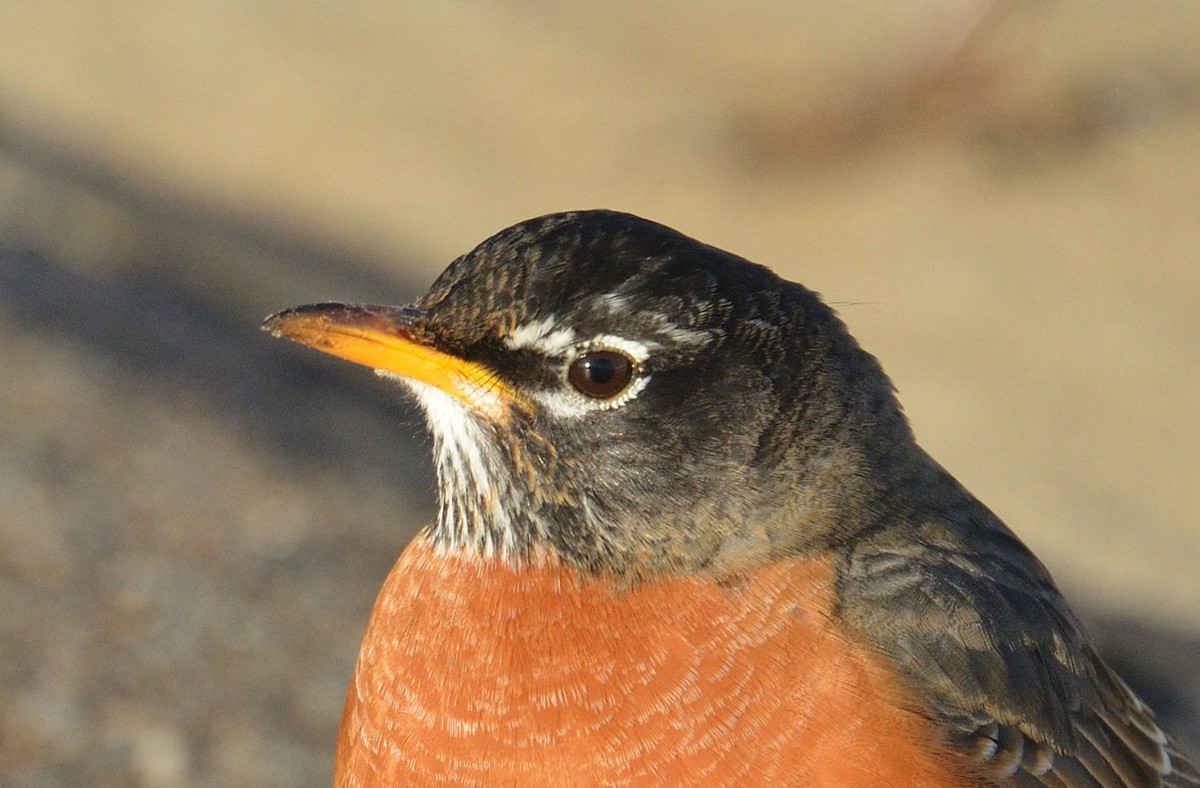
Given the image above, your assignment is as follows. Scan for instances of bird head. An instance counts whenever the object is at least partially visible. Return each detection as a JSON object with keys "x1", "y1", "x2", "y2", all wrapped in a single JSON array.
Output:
[{"x1": 265, "y1": 211, "x2": 914, "y2": 578}]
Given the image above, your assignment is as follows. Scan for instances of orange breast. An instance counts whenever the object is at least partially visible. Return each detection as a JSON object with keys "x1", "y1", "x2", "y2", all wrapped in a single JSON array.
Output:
[{"x1": 335, "y1": 535, "x2": 968, "y2": 787}]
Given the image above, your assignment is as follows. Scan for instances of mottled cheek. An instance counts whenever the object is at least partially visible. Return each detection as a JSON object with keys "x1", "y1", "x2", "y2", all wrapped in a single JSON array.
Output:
[{"x1": 502, "y1": 423, "x2": 568, "y2": 504}]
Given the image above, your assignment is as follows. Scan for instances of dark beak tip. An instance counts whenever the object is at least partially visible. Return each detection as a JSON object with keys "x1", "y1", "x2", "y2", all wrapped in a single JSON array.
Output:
[
  {"x1": 260, "y1": 302, "x2": 428, "y2": 340},
  {"x1": 261, "y1": 302, "x2": 352, "y2": 335},
  {"x1": 261, "y1": 313, "x2": 283, "y2": 334}
]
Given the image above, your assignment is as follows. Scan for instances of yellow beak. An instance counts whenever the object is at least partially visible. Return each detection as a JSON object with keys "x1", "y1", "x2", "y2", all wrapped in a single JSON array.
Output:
[{"x1": 263, "y1": 303, "x2": 514, "y2": 414}]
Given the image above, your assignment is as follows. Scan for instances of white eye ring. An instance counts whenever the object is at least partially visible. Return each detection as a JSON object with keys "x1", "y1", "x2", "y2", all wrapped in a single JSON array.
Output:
[{"x1": 529, "y1": 335, "x2": 652, "y2": 417}]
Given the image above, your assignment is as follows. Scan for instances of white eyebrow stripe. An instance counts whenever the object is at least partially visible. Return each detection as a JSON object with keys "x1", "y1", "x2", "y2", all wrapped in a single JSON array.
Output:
[
  {"x1": 505, "y1": 315, "x2": 709, "y2": 361},
  {"x1": 596, "y1": 293, "x2": 631, "y2": 314},
  {"x1": 502, "y1": 316, "x2": 578, "y2": 355},
  {"x1": 598, "y1": 294, "x2": 712, "y2": 347},
  {"x1": 648, "y1": 320, "x2": 711, "y2": 347}
]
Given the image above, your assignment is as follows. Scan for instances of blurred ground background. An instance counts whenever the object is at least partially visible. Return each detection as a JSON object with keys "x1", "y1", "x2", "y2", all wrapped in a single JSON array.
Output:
[{"x1": 0, "y1": 2, "x2": 1197, "y2": 786}]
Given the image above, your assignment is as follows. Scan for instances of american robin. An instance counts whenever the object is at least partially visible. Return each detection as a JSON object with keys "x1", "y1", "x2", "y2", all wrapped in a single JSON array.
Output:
[{"x1": 265, "y1": 210, "x2": 1198, "y2": 786}]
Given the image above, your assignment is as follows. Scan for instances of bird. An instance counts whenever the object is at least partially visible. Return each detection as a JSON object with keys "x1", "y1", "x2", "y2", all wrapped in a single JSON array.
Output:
[{"x1": 264, "y1": 210, "x2": 1198, "y2": 787}]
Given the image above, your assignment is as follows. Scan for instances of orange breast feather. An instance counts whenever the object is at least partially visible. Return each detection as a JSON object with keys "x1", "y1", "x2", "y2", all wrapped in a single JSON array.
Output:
[{"x1": 335, "y1": 535, "x2": 967, "y2": 787}]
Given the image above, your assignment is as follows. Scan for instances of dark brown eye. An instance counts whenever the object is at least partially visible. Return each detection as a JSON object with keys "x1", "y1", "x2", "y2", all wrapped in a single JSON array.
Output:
[{"x1": 567, "y1": 350, "x2": 634, "y2": 399}]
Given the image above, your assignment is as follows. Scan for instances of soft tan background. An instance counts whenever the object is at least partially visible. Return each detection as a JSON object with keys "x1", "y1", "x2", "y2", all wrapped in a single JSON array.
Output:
[{"x1": 1, "y1": 2, "x2": 1197, "y2": 785}]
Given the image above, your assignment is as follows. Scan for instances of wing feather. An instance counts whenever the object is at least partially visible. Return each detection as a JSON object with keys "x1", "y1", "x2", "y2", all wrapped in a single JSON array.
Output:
[{"x1": 840, "y1": 504, "x2": 1199, "y2": 787}]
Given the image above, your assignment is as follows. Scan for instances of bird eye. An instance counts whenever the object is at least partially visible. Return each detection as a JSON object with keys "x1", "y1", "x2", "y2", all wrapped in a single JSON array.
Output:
[{"x1": 567, "y1": 350, "x2": 634, "y2": 399}]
